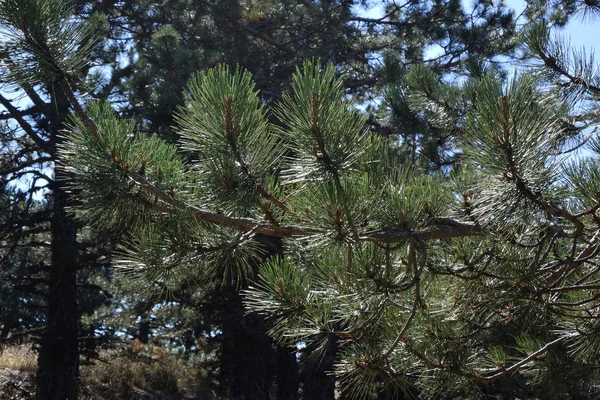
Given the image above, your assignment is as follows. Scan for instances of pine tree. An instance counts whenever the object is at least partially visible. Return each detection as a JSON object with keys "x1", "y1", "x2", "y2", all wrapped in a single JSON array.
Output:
[
  {"x1": 56, "y1": 37, "x2": 600, "y2": 400},
  {"x1": 52, "y1": 51, "x2": 600, "y2": 399},
  {"x1": 6, "y1": 0, "x2": 578, "y2": 398},
  {"x1": 49, "y1": 1, "x2": 522, "y2": 398},
  {"x1": 0, "y1": 1, "x2": 109, "y2": 398}
]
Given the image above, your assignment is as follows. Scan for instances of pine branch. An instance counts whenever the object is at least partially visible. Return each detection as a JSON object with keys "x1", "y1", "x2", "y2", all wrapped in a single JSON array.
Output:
[
  {"x1": 119, "y1": 167, "x2": 481, "y2": 243},
  {"x1": 404, "y1": 334, "x2": 569, "y2": 385},
  {"x1": 0, "y1": 156, "x2": 53, "y2": 176},
  {"x1": 384, "y1": 275, "x2": 420, "y2": 358},
  {"x1": 0, "y1": 93, "x2": 51, "y2": 154},
  {"x1": 537, "y1": 49, "x2": 600, "y2": 95},
  {"x1": 1, "y1": 56, "x2": 61, "y2": 126},
  {"x1": 255, "y1": 184, "x2": 297, "y2": 218},
  {"x1": 469, "y1": 335, "x2": 569, "y2": 383},
  {"x1": 53, "y1": 58, "x2": 484, "y2": 245}
]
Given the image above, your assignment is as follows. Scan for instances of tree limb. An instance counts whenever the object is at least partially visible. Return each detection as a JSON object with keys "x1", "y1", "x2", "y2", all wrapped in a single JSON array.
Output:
[{"x1": 0, "y1": 93, "x2": 51, "y2": 154}]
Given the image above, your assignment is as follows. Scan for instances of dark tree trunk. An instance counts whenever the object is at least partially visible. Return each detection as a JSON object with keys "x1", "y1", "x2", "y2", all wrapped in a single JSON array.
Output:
[
  {"x1": 276, "y1": 344, "x2": 299, "y2": 400},
  {"x1": 36, "y1": 81, "x2": 80, "y2": 400},
  {"x1": 218, "y1": 234, "x2": 300, "y2": 400},
  {"x1": 219, "y1": 289, "x2": 273, "y2": 400},
  {"x1": 219, "y1": 292, "x2": 300, "y2": 400},
  {"x1": 301, "y1": 338, "x2": 337, "y2": 400},
  {"x1": 138, "y1": 319, "x2": 150, "y2": 344},
  {"x1": 36, "y1": 183, "x2": 80, "y2": 400}
]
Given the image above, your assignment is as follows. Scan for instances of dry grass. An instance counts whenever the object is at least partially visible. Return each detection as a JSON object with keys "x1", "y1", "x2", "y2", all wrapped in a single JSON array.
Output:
[
  {"x1": 80, "y1": 339, "x2": 205, "y2": 399},
  {"x1": 0, "y1": 342, "x2": 208, "y2": 399},
  {"x1": 0, "y1": 345, "x2": 37, "y2": 372}
]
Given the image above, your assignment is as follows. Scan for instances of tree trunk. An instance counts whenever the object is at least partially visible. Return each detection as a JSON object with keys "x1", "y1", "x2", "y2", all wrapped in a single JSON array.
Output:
[
  {"x1": 36, "y1": 183, "x2": 80, "y2": 400},
  {"x1": 138, "y1": 319, "x2": 150, "y2": 344},
  {"x1": 301, "y1": 338, "x2": 337, "y2": 400},
  {"x1": 276, "y1": 344, "x2": 299, "y2": 400},
  {"x1": 218, "y1": 234, "x2": 300, "y2": 399},
  {"x1": 36, "y1": 81, "x2": 80, "y2": 400},
  {"x1": 219, "y1": 289, "x2": 273, "y2": 400}
]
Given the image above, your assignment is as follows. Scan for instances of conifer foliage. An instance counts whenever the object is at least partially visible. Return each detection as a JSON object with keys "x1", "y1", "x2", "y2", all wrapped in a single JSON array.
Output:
[
  {"x1": 4, "y1": 0, "x2": 600, "y2": 398},
  {"x1": 62, "y1": 64, "x2": 600, "y2": 399}
]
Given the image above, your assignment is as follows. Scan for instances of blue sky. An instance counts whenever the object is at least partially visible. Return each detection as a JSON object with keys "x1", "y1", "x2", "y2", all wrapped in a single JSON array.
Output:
[{"x1": 504, "y1": 0, "x2": 599, "y2": 52}]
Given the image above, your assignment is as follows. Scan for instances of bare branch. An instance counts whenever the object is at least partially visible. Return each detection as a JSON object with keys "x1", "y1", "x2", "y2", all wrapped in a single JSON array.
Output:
[
  {"x1": 0, "y1": 93, "x2": 51, "y2": 154},
  {"x1": 470, "y1": 335, "x2": 568, "y2": 383}
]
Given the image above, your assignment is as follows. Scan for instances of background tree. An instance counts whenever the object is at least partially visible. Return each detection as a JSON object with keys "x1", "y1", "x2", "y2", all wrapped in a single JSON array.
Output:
[
  {"x1": 0, "y1": 1, "x2": 111, "y2": 398},
  {"x1": 0, "y1": 185, "x2": 48, "y2": 344}
]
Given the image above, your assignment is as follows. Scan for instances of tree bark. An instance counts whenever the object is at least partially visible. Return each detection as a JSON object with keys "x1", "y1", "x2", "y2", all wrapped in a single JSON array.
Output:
[
  {"x1": 277, "y1": 344, "x2": 299, "y2": 400},
  {"x1": 36, "y1": 183, "x2": 80, "y2": 400},
  {"x1": 138, "y1": 319, "x2": 150, "y2": 344},
  {"x1": 36, "y1": 81, "x2": 80, "y2": 400},
  {"x1": 301, "y1": 338, "x2": 337, "y2": 400},
  {"x1": 218, "y1": 234, "x2": 300, "y2": 399},
  {"x1": 219, "y1": 289, "x2": 273, "y2": 400}
]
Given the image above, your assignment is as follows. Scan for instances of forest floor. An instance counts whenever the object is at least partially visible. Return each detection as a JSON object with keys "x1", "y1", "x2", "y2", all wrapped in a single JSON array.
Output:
[
  {"x1": 0, "y1": 369, "x2": 35, "y2": 400},
  {"x1": 0, "y1": 346, "x2": 36, "y2": 399},
  {"x1": 0, "y1": 343, "x2": 210, "y2": 400}
]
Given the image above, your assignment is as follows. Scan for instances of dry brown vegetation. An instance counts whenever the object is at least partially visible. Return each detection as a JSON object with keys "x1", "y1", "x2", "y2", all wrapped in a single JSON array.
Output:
[
  {"x1": 0, "y1": 341, "x2": 208, "y2": 400},
  {"x1": 0, "y1": 345, "x2": 37, "y2": 373},
  {"x1": 0, "y1": 346, "x2": 37, "y2": 399}
]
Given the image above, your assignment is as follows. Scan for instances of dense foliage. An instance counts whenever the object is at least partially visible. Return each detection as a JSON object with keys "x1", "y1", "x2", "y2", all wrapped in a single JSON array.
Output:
[{"x1": 2, "y1": 0, "x2": 600, "y2": 399}]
